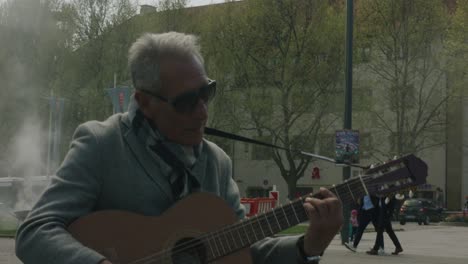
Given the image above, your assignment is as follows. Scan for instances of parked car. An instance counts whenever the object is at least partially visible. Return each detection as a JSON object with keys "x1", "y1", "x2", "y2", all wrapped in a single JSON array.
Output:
[{"x1": 399, "y1": 198, "x2": 443, "y2": 225}]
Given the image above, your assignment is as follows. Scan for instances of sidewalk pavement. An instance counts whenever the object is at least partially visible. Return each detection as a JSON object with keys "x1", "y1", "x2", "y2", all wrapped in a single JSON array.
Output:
[
  {"x1": 323, "y1": 223, "x2": 468, "y2": 264},
  {"x1": 1, "y1": 223, "x2": 467, "y2": 263}
]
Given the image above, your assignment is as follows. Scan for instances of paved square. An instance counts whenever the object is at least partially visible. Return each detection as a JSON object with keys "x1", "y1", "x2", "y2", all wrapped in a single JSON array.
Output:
[{"x1": 2, "y1": 222, "x2": 468, "y2": 263}]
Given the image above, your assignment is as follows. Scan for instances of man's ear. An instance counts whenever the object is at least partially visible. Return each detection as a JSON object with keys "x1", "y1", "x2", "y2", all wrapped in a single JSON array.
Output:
[{"x1": 134, "y1": 90, "x2": 153, "y2": 119}]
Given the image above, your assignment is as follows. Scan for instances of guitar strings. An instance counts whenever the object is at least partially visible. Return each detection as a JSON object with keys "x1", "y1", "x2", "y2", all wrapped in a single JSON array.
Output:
[
  {"x1": 129, "y1": 177, "x2": 392, "y2": 264},
  {"x1": 129, "y1": 176, "x2": 405, "y2": 264},
  {"x1": 131, "y1": 178, "x2": 398, "y2": 264}
]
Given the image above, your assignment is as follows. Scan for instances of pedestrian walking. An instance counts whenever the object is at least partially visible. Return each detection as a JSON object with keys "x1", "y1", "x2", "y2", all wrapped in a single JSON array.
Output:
[
  {"x1": 344, "y1": 194, "x2": 379, "y2": 252},
  {"x1": 366, "y1": 196, "x2": 403, "y2": 255}
]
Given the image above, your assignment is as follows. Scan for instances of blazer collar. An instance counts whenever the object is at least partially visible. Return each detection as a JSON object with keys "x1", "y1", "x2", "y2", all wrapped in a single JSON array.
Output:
[{"x1": 121, "y1": 95, "x2": 207, "y2": 196}]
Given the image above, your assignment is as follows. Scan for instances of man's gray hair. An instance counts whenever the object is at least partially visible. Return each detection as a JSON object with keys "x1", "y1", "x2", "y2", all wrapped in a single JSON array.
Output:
[{"x1": 128, "y1": 32, "x2": 205, "y2": 93}]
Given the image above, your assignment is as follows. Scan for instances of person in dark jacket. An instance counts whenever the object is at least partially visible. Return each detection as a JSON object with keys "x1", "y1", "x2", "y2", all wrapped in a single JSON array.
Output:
[
  {"x1": 344, "y1": 194, "x2": 379, "y2": 252},
  {"x1": 366, "y1": 196, "x2": 403, "y2": 255}
]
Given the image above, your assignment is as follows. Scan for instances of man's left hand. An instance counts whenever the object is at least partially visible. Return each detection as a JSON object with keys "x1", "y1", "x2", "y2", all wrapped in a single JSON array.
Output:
[{"x1": 302, "y1": 187, "x2": 343, "y2": 256}]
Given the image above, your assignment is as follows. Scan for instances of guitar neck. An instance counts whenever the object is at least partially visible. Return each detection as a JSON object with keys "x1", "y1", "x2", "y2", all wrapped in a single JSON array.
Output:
[{"x1": 202, "y1": 176, "x2": 368, "y2": 261}]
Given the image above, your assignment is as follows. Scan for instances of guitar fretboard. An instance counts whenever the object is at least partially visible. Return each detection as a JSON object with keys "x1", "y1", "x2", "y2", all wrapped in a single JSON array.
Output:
[{"x1": 202, "y1": 176, "x2": 369, "y2": 261}]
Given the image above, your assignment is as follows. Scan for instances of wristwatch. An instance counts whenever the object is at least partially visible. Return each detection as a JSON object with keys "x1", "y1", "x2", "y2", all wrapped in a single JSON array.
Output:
[{"x1": 296, "y1": 236, "x2": 322, "y2": 264}]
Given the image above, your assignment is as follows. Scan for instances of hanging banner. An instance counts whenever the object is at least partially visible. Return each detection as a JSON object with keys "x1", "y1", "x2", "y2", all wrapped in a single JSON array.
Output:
[
  {"x1": 106, "y1": 87, "x2": 132, "y2": 113},
  {"x1": 335, "y1": 129, "x2": 360, "y2": 164}
]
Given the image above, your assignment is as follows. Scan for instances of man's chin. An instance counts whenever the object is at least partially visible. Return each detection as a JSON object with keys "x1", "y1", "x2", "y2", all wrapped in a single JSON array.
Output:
[{"x1": 175, "y1": 132, "x2": 203, "y2": 146}]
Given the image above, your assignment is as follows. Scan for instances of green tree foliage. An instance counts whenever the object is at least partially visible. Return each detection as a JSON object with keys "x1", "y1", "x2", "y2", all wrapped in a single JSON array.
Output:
[
  {"x1": 446, "y1": 0, "x2": 468, "y2": 94},
  {"x1": 356, "y1": 0, "x2": 451, "y2": 157},
  {"x1": 205, "y1": 0, "x2": 346, "y2": 198},
  {"x1": 0, "y1": 0, "x2": 138, "y2": 177}
]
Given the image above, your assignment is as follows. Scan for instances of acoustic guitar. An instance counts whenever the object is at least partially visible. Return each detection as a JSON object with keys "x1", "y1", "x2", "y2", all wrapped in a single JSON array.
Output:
[{"x1": 68, "y1": 154, "x2": 427, "y2": 264}]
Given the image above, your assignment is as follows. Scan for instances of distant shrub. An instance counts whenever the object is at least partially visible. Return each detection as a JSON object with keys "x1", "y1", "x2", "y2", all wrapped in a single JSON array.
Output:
[{"x1": 444, "y1": 213, "x2": 468, "y2": 223}]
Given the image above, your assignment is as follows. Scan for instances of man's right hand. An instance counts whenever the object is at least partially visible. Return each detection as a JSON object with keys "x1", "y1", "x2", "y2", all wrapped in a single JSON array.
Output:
[{"x1": 99, "y1": 260, "x2": 112, "y2": 264}]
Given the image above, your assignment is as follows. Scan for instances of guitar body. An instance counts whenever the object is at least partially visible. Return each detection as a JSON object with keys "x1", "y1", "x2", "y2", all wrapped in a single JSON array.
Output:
[{"x1": 68, "y1": 192, "x2": 252, "y2": 264}]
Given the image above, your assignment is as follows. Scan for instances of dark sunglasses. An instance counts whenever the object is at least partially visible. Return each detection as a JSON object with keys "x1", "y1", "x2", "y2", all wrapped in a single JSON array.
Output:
[{"x1": 144, "y1": 79, "x2": 216, "y2": 113}]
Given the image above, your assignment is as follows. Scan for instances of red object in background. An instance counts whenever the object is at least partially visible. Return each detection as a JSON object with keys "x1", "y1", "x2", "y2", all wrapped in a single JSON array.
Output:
[
  {"x1": 240, "y1": 197, "x2": 277, "y2": 217},
  {"x1": 312, "y1": 167, "x2": 320, "y2": 179},
  {"x1": 118, "y1": 92, "x2": 125, "y2": 112},
  {"x1": 269, "y1": 191, "x2": 279, "y2": 201}
]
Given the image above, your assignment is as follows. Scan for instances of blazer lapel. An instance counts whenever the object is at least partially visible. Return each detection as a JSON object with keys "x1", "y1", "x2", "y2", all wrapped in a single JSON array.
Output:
[
  {"x1": 190, "y1": 147, "x2": 207, "y2": 188},
  {"x1": 121, "y1": 115, "x2": 173, "y2": 201}
]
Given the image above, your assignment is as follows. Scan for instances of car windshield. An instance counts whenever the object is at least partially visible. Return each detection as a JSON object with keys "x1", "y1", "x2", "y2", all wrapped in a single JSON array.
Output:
[{"x1": 403, "y1": 200, "x2": 423, "y2": 207}]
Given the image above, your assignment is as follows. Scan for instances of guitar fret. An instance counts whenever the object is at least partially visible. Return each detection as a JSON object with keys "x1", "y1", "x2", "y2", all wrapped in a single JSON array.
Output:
[
  {"x1": 249, "y1": 220, "x2": 258, "y2": 241},
  {"x1": 341, "y1": 185, "x2": 351, "y2": 201},
  {"x1": 289, "y1": 206, "x2": 299, "y2": 225},
  {"x1": 235, "y1": 225, "x2": 246, "y2": 248},
  {"x1": 332, "y1": 184, "x2": 342, "y2": 203},
  {"x1": 228, "y1": 228, "x2": 238, "y2": 250},
  {"x1": 293, "y1": 199, "x2": 308, "y2": 222},
  {"x1": 222, "y1": 232, "x2": 231, "y2": 253},
  {"x1": 207, "y1": 237, "x2": 216, "y2": 260},
  {"x1": 211, "y1": 233, "x2": 221, "y2": 257},
  {"x1": 281, "y1": 214, "x2": 290, "y2": 230},
  {"x1": 242, "y1": 222, "x2": 251, "y2": 244},
  {"x1": 255, "y1": 216, "x2": 266, "y2": 238},
  {"x1": 272, "y1": 209, "x2": 282, "y2": 231},
  {"x1": 216, "y1": 231, "x2": 226, "y2": 255},
  {"x1": 286, "y1": 203, "x2": 300, "y2": 225},
  {"x1": 345, "y1": 180, "x2": 356, "y2": 201},
  {"x1": 290, "y1": 202, "x2": 300, "y2": 223},
  {"x1": 359, "y1": 175, "x2": 370, "y2": 196},
  {"x1": 263, "y1": 213, "x2": 274, "y2": 234},
  {"x1": 265, "y1": 211, "x2": 274, "y2": 232},
  {"x1": 280, "y1": 206, "x2": 291, "y2": 227},
  {"x1": 349, "y1": 178, "x2": 366, "y2": 199}
]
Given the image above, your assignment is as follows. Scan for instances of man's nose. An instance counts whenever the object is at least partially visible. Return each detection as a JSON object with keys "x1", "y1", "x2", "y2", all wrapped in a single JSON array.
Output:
[{"x1": 192, "y1": 98, "x2": 208, "y2": 119}]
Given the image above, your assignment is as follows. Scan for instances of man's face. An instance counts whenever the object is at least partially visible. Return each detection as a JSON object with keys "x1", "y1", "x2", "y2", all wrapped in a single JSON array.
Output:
[{"x1": 137, "y1": 56, "x2": 210, "y2": 146}]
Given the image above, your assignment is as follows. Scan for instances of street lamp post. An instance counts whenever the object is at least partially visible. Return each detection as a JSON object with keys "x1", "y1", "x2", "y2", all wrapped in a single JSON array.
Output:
[{"x1": 341, "y1": 0, "x2": 354, "y2": 245}]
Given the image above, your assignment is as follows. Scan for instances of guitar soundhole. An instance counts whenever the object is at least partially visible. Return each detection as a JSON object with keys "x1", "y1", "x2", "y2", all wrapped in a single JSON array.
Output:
[{"x1": 171, "y1": 237, "x2": 207, "y2": 264}]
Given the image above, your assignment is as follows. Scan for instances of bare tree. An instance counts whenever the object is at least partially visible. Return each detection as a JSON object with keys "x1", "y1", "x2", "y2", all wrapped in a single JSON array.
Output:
[
  {"x1": 357, "y1": 0, "x2": 450, "y2": 157},
  {"x1": 206, "y1": 0, "x2": 345, "y2": 198}
]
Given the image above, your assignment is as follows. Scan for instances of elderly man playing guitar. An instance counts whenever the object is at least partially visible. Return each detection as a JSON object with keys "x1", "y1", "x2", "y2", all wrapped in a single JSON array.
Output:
[{"x1": 15, "y1": 32, "x2": 343, "y2": 264}]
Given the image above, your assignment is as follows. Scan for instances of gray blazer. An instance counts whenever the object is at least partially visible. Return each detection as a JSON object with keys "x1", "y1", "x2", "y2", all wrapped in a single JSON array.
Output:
[{"x1": 15, "y1": 110, "x2": 301, "y2": 264}]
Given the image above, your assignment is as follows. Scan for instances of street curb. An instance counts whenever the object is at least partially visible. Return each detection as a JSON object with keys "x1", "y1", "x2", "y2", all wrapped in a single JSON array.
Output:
[{"x1": 438, "y1": 222, "x2": 468, "y2": 227}]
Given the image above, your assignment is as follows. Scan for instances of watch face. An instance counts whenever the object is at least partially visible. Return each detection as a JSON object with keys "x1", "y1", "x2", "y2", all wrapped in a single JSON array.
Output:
[{"x1": 306, "y1": 256, "x2": 321, "y2": 263}]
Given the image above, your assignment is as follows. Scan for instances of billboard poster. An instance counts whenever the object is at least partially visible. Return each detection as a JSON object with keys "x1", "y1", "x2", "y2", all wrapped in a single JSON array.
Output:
[{"x1": 335, "y1": 129, "x2": 360, "y2": 164}]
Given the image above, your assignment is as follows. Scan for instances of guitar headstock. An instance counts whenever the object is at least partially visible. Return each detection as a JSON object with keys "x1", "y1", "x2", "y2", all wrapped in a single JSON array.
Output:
[{"x1": 362, "y1": 154, "x2": 428, "y2": 197}]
